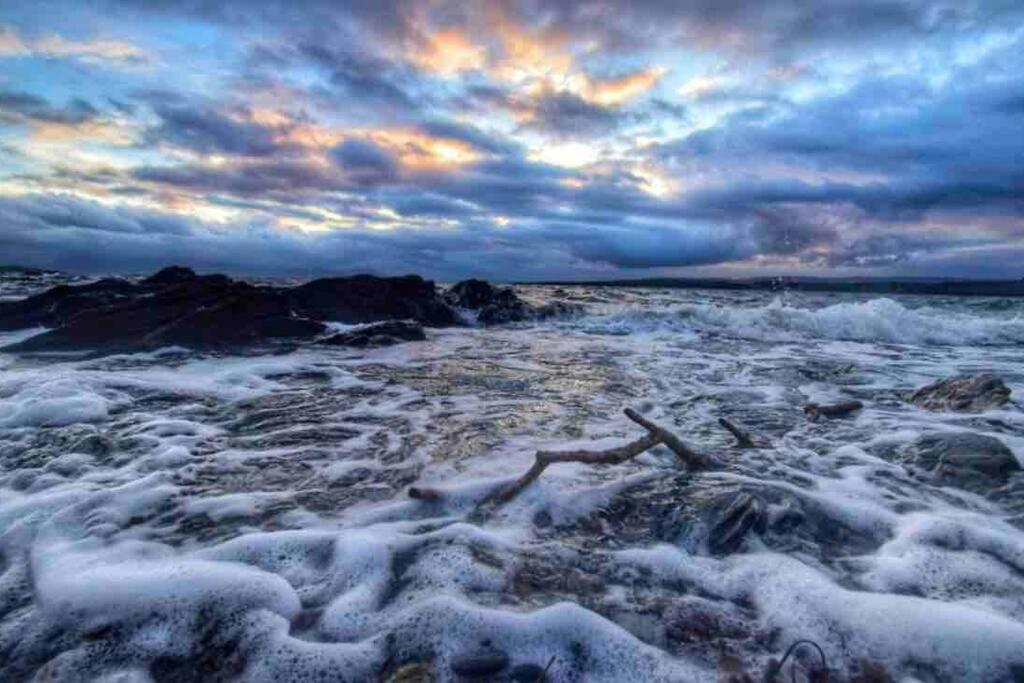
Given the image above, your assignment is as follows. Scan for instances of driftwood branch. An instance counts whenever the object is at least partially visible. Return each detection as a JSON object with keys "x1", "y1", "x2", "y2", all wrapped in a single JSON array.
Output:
[
  {"x1": 483, "y1": 431, "x2": 661, "y2": 506},
  {"x1": 624, "y1": 408, "x2": 709, "y2": 468},
  {"x1": 804, "y1": 400, "x2": 863, "y2": 421},
  {"x1": 476, "y1": 408, "x2": 710, "y2": 508},
  {"x1": 718, "y1": 417, "x2": 757, "y2": 448}
]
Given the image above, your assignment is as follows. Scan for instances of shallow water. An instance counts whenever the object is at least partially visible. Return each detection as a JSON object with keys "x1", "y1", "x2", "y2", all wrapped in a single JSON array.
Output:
[{"x1": 2, "y1": 277, "x2": 1024, "y2": 681}]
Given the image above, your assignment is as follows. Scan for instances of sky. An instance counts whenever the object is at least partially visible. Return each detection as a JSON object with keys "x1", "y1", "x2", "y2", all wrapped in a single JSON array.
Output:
[{"x1": 0, "y1": 1, "x2": 1022, "y2": 280}]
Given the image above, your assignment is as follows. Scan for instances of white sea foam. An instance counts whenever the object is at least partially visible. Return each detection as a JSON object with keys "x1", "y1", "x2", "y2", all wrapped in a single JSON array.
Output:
[
  {"x1": 577, "y1": 296, "x2": 1024, "y2": 346},
  {"x1": 2, "y1": 285, "x2": 1024, "y2": 681}
]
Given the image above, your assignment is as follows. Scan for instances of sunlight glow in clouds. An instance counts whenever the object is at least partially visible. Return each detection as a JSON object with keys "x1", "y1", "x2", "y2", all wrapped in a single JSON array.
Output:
[{"x1": 0, "y1": 1, "x2": 1022, "y2": 279}]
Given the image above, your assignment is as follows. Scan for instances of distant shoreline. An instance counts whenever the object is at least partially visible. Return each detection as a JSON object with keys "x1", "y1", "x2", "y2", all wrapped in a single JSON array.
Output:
[
  {"x1": 5, "y1": 265, "x2": 1023, "y2": 297},
  {"x1": 519, "y1": 277, "x2": 1024, "y2": 297}
]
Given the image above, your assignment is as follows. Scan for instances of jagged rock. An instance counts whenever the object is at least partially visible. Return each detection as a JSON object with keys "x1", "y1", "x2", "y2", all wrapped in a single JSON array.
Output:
[
  {"x1": 0, "y1": 277, "x2": 138, "y2": 331},
  {"x1": 5, "y1": 276, "x2": 324, "y2": 352},
  {"x1": 899, "y1": 431, "x2": 1020, "y2": 491},
  {"x1": 141, "y1": 265, "x2": 197, "y2": 286},
  {"x1": 0, "y1": 268, "x2": 460, "y2": 353},
  {"x1": 909, "y1": 373, "x2": 1011, "y2": 412},
  {"x1": 289, "y1": 274, "x2": 457, "y2": 327},
  {"x1": 321, "y1": 320, "x2": 426, "y2": 347},
  {"x1": 445, "y1": 279, "x2": 509, "y2": 309},
  {"x1": 446, "y1": 279, "x2": 581, "y2": 325},
  {"x1": 451, "y1": 650, "x2": 509, "y2": 678}
]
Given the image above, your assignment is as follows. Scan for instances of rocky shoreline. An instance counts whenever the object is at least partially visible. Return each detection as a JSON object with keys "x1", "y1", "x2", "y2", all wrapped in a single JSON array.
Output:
[{"x1": 0, "y1": 266, "x2": 580, "y2": 354}]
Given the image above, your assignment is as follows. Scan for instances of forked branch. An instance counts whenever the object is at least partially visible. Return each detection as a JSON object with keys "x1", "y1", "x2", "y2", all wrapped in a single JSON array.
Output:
[{"x1": 479, "y1": 408, "x2": 709, "y2": 507}]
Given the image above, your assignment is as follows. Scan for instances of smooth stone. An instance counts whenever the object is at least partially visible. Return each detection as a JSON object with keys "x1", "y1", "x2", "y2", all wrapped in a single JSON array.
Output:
[
  {"x1": 901, "y1": 431, "x2": 1019, "y2": 490},
  {"x1": 909, "y1": 373, "x2": 1011, "y2": 412}
]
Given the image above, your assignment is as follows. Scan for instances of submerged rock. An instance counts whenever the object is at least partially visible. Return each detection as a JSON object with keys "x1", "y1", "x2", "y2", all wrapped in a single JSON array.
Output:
[
  {"x1": 385, "y1": 662, "x2": 434, "y2": 682},
  {"x1": 321, "y1": 320, "x2": 426, "y2": 347},
  {"x1": 0, "y1": 266, "x2": 458, "y2": 353},
  {"x1": 509, "y1": 663, "x2": 548, "y2": 682},
  {"x1": 706, "y1": 491, "x2": 767, "y2": 555},
  {"x1": 446, "y1": 279, "x2": 581, "y2": 325},
  {"x1": 909, "y1": 373, "x2": 1011, "y2": 412},
  {"x1": 900, "y1": 431, "x2": 1020, "y2": 491},
  {"x1": 451, "y1": 650, "x2": 509, "y2": 678}
]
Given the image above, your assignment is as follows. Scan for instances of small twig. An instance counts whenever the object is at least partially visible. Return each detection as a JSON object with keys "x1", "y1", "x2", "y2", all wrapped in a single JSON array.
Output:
[
  {"x1": 718, "y1": 417, "x2": 756, "y2": 448},
  {"x1": 804, "y1": 400, "x2": 863, "y2": 421}
]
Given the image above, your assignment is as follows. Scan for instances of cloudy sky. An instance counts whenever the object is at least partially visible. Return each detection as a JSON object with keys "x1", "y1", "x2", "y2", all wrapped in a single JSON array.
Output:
[{"x1": 1, "y1": 1, "x2": 1022, "y2": 280}]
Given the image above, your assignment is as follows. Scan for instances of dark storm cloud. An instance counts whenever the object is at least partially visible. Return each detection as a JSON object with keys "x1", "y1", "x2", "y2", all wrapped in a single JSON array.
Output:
[
  {"x1": 144, "y1": 103, "x2": 294, "y2": 157},
  {"x1": 133, "y1": 160, "x2": 342, "y2": 197},
  {"x1": 330, "y1": 139, "x2": 399, "y2": 184},
  {"x1": 520, "y1": 91, "x2": 620, "y2": 136},
  {"x1": 0, "y1": 91, "x2": 100, "y2": 125},
  {"x1": 296, "y1": 43, "x2": 422, "y2": 111},
  {"x1": 5, "y1": 0, "x2": 1024, "y2": 278}
]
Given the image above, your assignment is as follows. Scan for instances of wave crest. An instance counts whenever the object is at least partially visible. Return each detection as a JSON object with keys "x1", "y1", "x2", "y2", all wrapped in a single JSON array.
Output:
[{"x1": 577, "y1": 297, "x2": 1024, "y2": 346}]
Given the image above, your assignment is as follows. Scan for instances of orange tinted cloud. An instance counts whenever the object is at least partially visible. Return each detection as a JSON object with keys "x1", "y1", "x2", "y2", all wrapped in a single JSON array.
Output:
[
  {"x1": 0, "y1": 24, "x2": 148, "y2": 65},
  {"x1": 368, "y1": 128, "x2": 483, "y2": 170},
  {"x1": 585, "y1": 67, "x2": 666, "y2": 106},
  {"x1": 410, "y1": 28, "x2": 487, "y2": 76}
]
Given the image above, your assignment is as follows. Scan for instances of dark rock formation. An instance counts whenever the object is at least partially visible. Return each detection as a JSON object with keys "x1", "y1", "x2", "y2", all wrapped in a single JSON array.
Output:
[
  {"x1": 899, "y1": 431, "x2": 1020, "y2": 491},
  {"x1": 290, "y1": 275, "x2": 458, "y2": 327},
  {"x1": 909, "y1": 374, "x2": 1011, "y2": 412},
  {"x1": 321, "y1": 320, "x2": 426, "y2": 347},
  {"x1": 0, "y1": 266, "x2": 458, "y2": 353},
  {"x1": 445, "y1": 279, "x2": 581, "y2": 325}
]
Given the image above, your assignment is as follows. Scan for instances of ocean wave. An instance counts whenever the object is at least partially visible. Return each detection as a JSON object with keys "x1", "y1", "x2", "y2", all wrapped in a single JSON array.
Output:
[{"x1": 575, "y1": 297, "x2": 1024, "y2": 346}]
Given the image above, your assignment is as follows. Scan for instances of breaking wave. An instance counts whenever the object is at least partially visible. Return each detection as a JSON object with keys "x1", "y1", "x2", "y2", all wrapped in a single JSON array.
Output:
[{"x1": 577, "y1": 297, "x2": 1024, "y2": 346}]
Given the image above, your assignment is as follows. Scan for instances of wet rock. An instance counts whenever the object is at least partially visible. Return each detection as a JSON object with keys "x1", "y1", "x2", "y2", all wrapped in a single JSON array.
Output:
[
  {"x1": 451, "y1": 650, "x2": 509, "y2": 678},
  {"x1": 900, "y1": 431, "x2": 1020, "y2": 491},
  {"x1": 909, "y1": 373, "x2": 1011, "y2": 412},
  {"x1": 445, "y1": 279, "x2": 581, "y2": 325},
  {"x1": 386, "y1": 662, "x2": 434, "y2": 682},
  {"x1": 804, "y1": 399, "x2": 863, "y2": 420},
  {"x1": 68, "y1": 433, "x2": 114, "y2": 457},
  {"x1": 141, "y1": 265, "x2": 197, "y2": 286},
  {"x1": 707, "y1": 491, "x2": 766, "y2": 555},
  {"x1": 289, "y1": 274, "x2": 457, "y2": 327},
  {"x1": 0, "y1": 277, "x2": 138, "y2": 331},
  {"x1": 445, "y1": 279, "x2": 508, "y2": 309},
  {"x1": 1, "y1": 267, "x2": 462, "y2": 353},
  {"x1": 322, "y1": 320, "x2": 426, "y2": 347},
  {"x1": 664, "y1": 596, "x2": 752, "y2": 643},
  {"x1": 6, "y1": 277, "x2": 325, "y2": 353}
]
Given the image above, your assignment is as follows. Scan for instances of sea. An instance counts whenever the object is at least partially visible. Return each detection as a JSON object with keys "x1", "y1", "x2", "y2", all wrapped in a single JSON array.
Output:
[{"x1": 1, "y1": 270, "x2": 1023, "y2": 681}]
